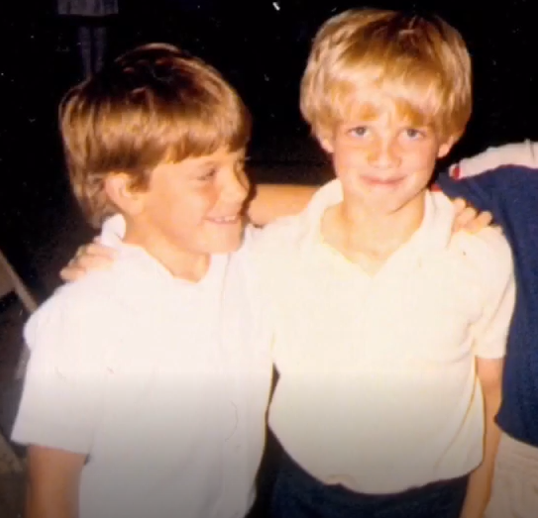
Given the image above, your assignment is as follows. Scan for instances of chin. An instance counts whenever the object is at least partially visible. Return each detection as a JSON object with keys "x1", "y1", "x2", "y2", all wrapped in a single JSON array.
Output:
[
  {"x1": 365, "y1": 190, "x2": 420, "y2": 211},
  {"x1": 207, "y1": 233, "x2": 244, "y2": 254},
  {"x1": 217, "y1": 241, "x2": 243, "y2": 253}
]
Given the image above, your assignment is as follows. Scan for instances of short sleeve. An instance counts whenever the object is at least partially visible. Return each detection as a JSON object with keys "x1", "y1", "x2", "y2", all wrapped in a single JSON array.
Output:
[
  {"x1": 11, "y1": 288, "x2": 113, "y2": 454},
  {"x1": 468, "y1": 228, "x2": 516, "y2": 359}
]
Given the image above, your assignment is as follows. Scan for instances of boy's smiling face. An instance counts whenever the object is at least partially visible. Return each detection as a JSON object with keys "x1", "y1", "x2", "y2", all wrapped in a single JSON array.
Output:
[
  {"x1": 126, "y1": 147, "x2": 250, "y2": 265},
  {"x1": 321, "y1": 108, "x2": 455, "y2": 216}
]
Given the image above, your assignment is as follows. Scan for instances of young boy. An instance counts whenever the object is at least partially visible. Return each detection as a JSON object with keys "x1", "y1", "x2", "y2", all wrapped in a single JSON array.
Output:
[
  {"x1": 11, "y1": 43, "x2": 274, "y2": 518},
  {"x1": 249, "y1": 9, "x2": 514, "y2": 518}
]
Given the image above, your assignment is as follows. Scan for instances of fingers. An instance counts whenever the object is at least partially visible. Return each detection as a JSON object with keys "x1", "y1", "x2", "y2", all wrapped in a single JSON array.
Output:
[
  {"x1": 453, "y1": 205, "x2": 477, "y2": 232},
  {"x1": 452, "y1": 197, "x2": 467, "y2": 215},
  {"x1": 59, "y1": 260, "x2": 87, "y2": 282},
  {"x1": 465, "y1": 210, "x2": 493, "y2": 234},
  {"x1": 59, "y1": 241, "x2": 117, "y2": 283},
  {"x1": 451, "y1": 196, "x2": 494, "y2": 234},
  {"x1": 453, "y1": 205, "x2": 493, "y2": 233},
  {"x1": 83, "y1": 241, "x2": 118, "y2": 260}
]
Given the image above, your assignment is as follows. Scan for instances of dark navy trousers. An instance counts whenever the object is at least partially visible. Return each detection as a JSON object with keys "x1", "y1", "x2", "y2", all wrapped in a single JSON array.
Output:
[{"x1": 271, "y1": 453, "x2": 468, "y2": 518}]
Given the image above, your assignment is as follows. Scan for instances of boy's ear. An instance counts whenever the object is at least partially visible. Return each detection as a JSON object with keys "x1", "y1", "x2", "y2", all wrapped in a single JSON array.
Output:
[
  {"x1": 316, "y1": 128, "x2": 336, "y2": 154},
  {"x1": 437, "y1": 134, "x2": 459, "y2": 159},
  {"x1": 104, "y1": 173, "x2": 146, "y2": 217},
  {"x1": 319, "y1": 135, "x2": 335, "y2": 154}
]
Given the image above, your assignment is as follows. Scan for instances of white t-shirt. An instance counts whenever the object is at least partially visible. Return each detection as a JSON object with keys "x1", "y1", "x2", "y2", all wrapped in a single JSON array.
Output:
[
  {"x1": 12, "y1": 216, "x2": 273, "y2": 518},
  {"x1": 253, "y1": 180, "x2": 515, "y2": 494}
]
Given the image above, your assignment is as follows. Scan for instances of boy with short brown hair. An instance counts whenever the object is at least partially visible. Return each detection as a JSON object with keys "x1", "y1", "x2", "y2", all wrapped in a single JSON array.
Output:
[{"x1": 12, "y1": 43, "x2": 272, "y2": 518}]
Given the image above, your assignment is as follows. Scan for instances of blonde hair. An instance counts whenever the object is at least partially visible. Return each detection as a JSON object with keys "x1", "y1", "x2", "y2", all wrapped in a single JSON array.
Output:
[
  {"x1": 300, "y1": 8, "x2": 472, "y2": 142},
  {"x1": 60, "y1": 43, "x2": 251, "y2": 228}
]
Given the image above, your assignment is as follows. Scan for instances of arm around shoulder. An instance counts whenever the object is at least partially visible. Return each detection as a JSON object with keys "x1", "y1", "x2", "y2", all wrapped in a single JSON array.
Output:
[{"x1": 247, "y1": 184, "x2": 318, "y2": 226}]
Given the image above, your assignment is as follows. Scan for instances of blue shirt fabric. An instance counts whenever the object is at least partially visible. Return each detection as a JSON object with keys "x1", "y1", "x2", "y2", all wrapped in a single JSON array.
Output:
[{"x1": 438, "y1": 166, "x2": 538, "y2": 447}]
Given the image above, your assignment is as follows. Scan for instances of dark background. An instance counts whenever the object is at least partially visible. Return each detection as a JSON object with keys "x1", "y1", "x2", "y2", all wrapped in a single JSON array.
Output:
[{"x1": 1, "y1": 0, "x2": 537, "y2": 296}]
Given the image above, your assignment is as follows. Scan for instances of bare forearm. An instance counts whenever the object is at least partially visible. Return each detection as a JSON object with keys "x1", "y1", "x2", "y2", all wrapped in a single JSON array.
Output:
[
  {"x1": 26, "y1": 445, "x2": 84, "y2": 518},
  {"x1": 26, "y1": 482, "x2": 79, "y2": 518},
  {"x1": 460, "y1": 373, "x2": 503, "y2": 518},
  {"x1": 460, "y1": 414, "x2": 501, "y2": 517},
  {"x1": 247, "y1": 184, "x2": 318, "y2": 226}
]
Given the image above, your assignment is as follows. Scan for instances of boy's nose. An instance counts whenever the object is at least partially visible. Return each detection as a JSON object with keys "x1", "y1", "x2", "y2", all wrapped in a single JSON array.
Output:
[
  {"x1": 223, "y1": 172, "x2": 250, "y2": 204},
  {"x1": 368, "y1": 141, "x2": 401, "y2": 168}
]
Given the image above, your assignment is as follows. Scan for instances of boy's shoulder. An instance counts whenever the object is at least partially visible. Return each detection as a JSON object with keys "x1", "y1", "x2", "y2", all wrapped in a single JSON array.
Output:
[
  {"x1": 26, "y1": 267, "x2": 129, "y2": 341},
  {"x1": 452, "y1": 224, "x2": 512, "y2": 257},
  {"x1": 25, "y1": 250, "x2": 160, "y2": 348},
  {"x1": 46, "y1": 252, "x2": 142, "y2": 309},
  {"x1": 425, "y1": 191, "x2": 513, "y2": 288},
  {"x1": 450, "y1": 225, "x2": 513, "y2": 284}
]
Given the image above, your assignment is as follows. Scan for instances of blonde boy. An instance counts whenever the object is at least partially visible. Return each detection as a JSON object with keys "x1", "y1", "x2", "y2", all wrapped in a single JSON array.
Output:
[
  {"x1": 11, "y1": 43, "x2": 273, "y2": 518},
  {"x1": 250, "y1": 9, "x2": 515, "y2": 518}
]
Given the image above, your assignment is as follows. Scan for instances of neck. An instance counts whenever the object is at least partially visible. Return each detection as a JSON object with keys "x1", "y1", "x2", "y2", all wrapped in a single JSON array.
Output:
[
  {"x1": 123, "y1": 223, "x2": 210, "y2": 282},
  {"x1": 322, "y1": 193, "x2": 426, "y2": 269}
]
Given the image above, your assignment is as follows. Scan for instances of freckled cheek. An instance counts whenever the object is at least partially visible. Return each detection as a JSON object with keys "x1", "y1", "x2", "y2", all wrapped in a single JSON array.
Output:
[
  {"x1": 168, "y1": 195, "x2": 211, "y2": 223},
  {"x1": 405, "y1": 163, "x2": 437, "y2": 188},
  {"x1": 333, "y1": 150, "x2": 361, "y2": 173},
  {"x1": 404, "y1": 148, "x2": 436, "y2": 168},
  {"x1": 332, "y1": 158, "x2": 350, "y2": 179}
]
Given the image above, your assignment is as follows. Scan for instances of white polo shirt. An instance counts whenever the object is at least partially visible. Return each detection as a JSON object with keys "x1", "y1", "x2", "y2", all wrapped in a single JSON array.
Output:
[
  {"x1": 254, "y1": 180, "x2": 515, "y2": 494},
  {"x1": 12, "y1": 216, "x2": 273, "y2": 518}
]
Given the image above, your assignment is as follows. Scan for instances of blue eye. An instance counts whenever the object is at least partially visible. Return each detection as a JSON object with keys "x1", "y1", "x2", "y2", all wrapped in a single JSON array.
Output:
[
  {"x1": 350, "y1": 126, "x2": 368, "y2": 137},
  {"x1": 404, "y1": 128, "x2": 424, "y2": 139}
]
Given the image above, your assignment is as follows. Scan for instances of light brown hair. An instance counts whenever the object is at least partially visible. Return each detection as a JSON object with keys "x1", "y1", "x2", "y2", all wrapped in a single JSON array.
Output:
[{"x1": 60, "y1": 43, "x2": 251, "y2": 227}]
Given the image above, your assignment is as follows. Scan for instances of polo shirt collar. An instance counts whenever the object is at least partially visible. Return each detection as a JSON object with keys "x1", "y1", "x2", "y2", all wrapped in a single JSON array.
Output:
[
  {"x1": 99, "y1": 214, "x2": 228, "y2": 292},
  {"x1": 302, "y1": 179, "x2": 455, "y2": 275}
]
